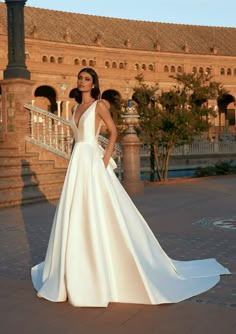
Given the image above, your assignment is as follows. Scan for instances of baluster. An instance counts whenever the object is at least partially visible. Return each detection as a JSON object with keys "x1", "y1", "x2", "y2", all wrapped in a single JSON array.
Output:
[
  {"x1": 54, "y1": 122, "x2": 58, "y2": 149},
  {"x1": 60, "y1": 125, "x2": 65, "y2": 152},
  {"x1": 117, "y1": 154, "x2": 122, "y2": 181},
  {"x1": 30, "y1": 109, "x2": 34, "y2": 138},
  {"x1": 66, "y1": 126, "x2": 71, "y2": 154},
  {"x1": 42, "y1": 115, "x2": 46, "y2": 144},
  {"x1": 36, "y1": 112, "x2": 40, "y2": 141},
  {"x1": 48, "y1": 117, "x2": 52, "y2": 147}
]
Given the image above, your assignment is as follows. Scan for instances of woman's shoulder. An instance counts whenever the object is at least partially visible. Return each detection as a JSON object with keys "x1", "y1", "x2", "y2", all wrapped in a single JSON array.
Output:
[{"x1": 97, "y1": 99, "x2": 110, "y2": 110}]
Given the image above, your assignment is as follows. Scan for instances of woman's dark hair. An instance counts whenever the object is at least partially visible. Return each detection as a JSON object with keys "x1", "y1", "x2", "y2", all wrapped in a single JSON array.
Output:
[{"x1": 75, "y1": 67, "x2": 101, "y2": 103}]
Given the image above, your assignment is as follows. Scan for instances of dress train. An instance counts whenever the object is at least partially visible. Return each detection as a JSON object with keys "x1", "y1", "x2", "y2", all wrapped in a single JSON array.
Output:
[{"x1": 31, "y1": 100, "x2": 230, "y2": 307}]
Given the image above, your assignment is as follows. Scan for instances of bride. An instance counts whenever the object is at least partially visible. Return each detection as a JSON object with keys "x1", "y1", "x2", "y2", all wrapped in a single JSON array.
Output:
[{"x1": 31, "y1": 67, "x2": 230, "y2": 307}]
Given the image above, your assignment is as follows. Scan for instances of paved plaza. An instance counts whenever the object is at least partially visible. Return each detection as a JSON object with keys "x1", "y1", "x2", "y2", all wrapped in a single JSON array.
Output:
[{"x1": 0, "y1": 176, "x2": 236, "y2": 334}]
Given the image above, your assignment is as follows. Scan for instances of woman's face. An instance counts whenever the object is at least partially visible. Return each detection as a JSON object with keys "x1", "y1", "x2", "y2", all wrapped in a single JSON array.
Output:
[{"x1": 77, "y1": 71, "x2": 94, "y2": 93}]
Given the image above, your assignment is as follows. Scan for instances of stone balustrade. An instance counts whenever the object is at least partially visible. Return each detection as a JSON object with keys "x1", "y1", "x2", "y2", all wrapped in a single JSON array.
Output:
[{"x1": 140, "y1": 141, "x2": 236, "y2": 157}]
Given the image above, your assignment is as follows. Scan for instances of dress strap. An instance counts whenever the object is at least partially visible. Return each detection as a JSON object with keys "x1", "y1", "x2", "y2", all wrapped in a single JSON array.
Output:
[{"x1": 72, "y1": 103, "x2": 78, "y2": 114}]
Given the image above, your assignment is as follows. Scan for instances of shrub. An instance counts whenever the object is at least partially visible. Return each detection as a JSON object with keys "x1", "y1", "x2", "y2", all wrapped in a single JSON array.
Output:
[{"x1": 194, "y1": 161, "x2": 236, "y2": 177}]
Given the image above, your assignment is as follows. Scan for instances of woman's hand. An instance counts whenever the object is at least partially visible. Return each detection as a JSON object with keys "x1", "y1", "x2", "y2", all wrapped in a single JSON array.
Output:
[{"x1": 102, "y1": 156, "x2": 110, "y2": 168}]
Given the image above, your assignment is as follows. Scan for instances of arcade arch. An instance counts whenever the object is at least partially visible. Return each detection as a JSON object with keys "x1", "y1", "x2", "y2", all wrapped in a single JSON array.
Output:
[
  {"x1": 34, "y1": 85, "x2": 57, "y2": 113},
  {"x1": 217, "y1": 93, "x2": 236, "y2": 128}
]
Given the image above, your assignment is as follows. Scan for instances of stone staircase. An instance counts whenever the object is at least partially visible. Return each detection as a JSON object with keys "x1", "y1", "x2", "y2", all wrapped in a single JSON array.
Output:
[
  {"x1": 0, "y1": 145, "x2": 68, "y2": 208},
  {"x1": 0, "y1": 104, "x2": 122, "y2": 208}
]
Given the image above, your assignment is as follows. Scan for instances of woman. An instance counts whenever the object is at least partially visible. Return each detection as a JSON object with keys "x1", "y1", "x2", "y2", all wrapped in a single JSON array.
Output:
[{"x1": 31, "y1": 68, "x2": 230, "y2": 307}]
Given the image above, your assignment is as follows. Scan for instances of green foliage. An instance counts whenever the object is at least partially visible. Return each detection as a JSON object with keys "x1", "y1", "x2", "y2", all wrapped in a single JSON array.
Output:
[
  {"x1": 194, "y1": 161, "x2": 236, "y2": 177},
  {"x1": 133, "y1": 72, "x2": 226, "y2": 181}
]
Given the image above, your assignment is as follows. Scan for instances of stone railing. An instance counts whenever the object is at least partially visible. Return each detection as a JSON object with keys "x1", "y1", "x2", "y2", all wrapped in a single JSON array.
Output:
[
  {"x1": 24, "y1": 104, "x2": 122, "y2": 180},
  {"x1": 25, "y1": 104, "x2": 72, "y2": 159},
  {"x1": 140, "y1": 141, "x2": 236, "y2": 156}
]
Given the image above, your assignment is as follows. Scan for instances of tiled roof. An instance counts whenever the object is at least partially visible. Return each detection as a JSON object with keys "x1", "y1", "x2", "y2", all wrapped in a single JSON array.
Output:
[{"x1": 0, "y1": 3, "x2": 236, "y2": 56}]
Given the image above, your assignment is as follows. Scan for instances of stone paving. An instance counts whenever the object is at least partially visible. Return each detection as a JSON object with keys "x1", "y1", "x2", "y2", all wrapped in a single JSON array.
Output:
[{"x1": 0, "y1": 175, "x2": 236, "y2": 333}]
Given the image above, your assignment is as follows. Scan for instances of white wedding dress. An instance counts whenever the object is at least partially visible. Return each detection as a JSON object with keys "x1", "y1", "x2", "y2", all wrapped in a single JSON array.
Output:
[{"x1": 31, "y1": 100, "x2": 230, "y2": 307}]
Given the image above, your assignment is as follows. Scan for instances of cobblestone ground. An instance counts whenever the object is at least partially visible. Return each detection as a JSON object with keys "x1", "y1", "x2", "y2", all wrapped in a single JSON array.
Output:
[{"x1": 0, "y1": 176, "x2": 236, "y2": 333}]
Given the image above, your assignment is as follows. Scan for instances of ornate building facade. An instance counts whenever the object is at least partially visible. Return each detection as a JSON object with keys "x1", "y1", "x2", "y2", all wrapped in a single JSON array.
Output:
[{"x1": 1, "y1": 3, "x2": 236, "y2": 138}]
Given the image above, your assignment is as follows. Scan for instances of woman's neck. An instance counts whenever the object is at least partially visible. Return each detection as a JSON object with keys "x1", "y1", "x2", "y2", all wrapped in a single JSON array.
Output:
[
  {"x1": 80, "y1": 91, "x2": 95, "y2": 104},
  {"x1": 81, "y1": 99, "x2": 95, "y2": 105}
]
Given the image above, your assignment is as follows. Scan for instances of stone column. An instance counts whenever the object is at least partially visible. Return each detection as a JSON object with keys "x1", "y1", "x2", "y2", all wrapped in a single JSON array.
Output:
[
  {"x1": 0, "y1": 78, "x2": 35, "y2": 151},
  {"x1": 121, "y1": 100, "x2": 144, "y2": 195},
  {"x1": 0, "y1": 1, "x2": 34, "y2": 152},
  {"x1": 4, "y1": 0, "x2": 30, "y2": 80},
  {"x1": 221, "y1": 112, "x2": 226, "y2": 127},
  {"x1": 65, "y1": 100, "x2": 70, "y2": 119},
  {"x1": 56, "y1": 101, "x2": 62, "y2": 117}
]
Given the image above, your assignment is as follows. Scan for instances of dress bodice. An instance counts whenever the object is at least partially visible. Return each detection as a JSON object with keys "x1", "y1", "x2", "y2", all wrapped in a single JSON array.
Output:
[{"x1": 70, "y1": 101, "x2": 99, "y2": 144}]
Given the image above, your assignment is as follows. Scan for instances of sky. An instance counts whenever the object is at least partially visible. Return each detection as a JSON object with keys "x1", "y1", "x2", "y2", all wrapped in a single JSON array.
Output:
[{"x1": 1, "y1": 0, "x2": 235, "y2": 28}]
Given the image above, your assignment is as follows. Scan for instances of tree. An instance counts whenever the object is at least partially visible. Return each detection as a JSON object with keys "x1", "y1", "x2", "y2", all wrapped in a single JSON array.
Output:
[{"x1": 133, "y1": 72, "x2": 227, "y2": 182}]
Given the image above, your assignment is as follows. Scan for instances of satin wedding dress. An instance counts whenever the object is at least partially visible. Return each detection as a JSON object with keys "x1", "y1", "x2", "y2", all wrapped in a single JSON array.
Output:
[{"x1": 31, "y1": 100, "x2": 230, "y2": 307}]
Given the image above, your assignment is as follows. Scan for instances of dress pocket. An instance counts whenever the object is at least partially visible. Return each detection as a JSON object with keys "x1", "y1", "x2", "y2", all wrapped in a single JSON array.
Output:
[{"x1": 98, "y1": 145, "x2": 117, "y2": 170}]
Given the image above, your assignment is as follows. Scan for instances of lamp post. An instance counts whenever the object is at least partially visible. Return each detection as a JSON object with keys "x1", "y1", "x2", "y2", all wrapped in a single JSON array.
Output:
[
  {"x1": 121, "y1": 99, "x2": 144, "y2": 195},
  {"x1": 3, "y1": 0, "x2": 30, "y2": 79}
]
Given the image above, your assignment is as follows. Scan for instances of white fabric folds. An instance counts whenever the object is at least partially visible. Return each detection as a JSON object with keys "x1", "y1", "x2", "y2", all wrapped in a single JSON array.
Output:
[{"x1": 32, "y1": 101, "x2": 230, "y2": 307}]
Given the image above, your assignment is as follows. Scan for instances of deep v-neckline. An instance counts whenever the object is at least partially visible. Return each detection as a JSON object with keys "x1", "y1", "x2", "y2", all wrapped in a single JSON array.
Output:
[{"x1": 73, "y1": 101, "x2": 96, "y2": 129}]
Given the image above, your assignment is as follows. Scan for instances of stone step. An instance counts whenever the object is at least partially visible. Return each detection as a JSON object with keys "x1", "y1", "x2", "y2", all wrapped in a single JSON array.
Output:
[
  {"x1": 0, "y1": 157, "x2": 57, "y2": 169},
  {"x1": 0, "y1": 166, "x2": 66, "y2": 179},
  {"x1": 0, "y1": 146, "x2": 67, "y2": 208},
  {"x1": 0, "y1": 146, "x2": 19, "y2": 154},
  {"x1": 0, "y1": 172, "x2": 66, "y2": 191},
  {"x1": 0, "y1": 184, "x2": 63, "y2": 208},
  {"x1": 0, "y1": 151, "x2": 38, "y2": 158}
]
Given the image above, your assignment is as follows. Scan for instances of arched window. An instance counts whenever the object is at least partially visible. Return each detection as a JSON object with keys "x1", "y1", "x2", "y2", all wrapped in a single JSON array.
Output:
[
  {"x1": 149, "y1": 64, "x2": 154, "y2": 71},
  {"x1": 234, "y1": 68, "x2": 236, "y2": 75},
  {"x1": 58, "y1": 57, "x2": 63, "y2": 64},
  {"x1": 171, "y1": 66, "x2": 176, "y2": 73},
  {"x1": 164, "y1": 65, "x2": 169, "y2": 72},
  {"x1": 177, "y1": 66, "x2": 183, "y2": 73},
  {"x1": 82, "y1": 59, "x2": 87, "y2": 66},
  {"x1": 105, "y1": 61, "x2": 110, "y2": 68},
  {"x1": 119, "y1": 62, "x2": 124, "y2": 69},
  {"x1": 74, "y1": 58, "x2": 79, "y2": 65},
  {"x1": 89, "y1": 59, "x2": 95, "y2": 67},
  {"x1": 192, "y1": 66, "x2": 197, "y2": 73},
  {"x1": 220, "y1": 68, "x2": 225, "y2": 75},
  {"x1": 112, "y1": 62, "x2": 117, "y2": 69},
  {"x1": 50, "y1": 56, "x2": 55, "y2": 63},
  {"x1": 134, "y1": 63, "x2": 139, "y2": 70},
  {"x1": 227, "y1": 68, "x2": 232, "y2": 75},
  {"x1": 142, "y1": 64, "x2": 147, "y2": 70},
  {"x1": 42, "y1": 55, "x2": 48, "y2": 62},
  {"x1": 199, "y1": 67, "x2": 204, "y2": 74}
]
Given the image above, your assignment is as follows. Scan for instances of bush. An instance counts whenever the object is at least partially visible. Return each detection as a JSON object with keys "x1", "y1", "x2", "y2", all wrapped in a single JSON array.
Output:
[{"x1": 194, "y1": 161, "x2": 236, "y2": 177}]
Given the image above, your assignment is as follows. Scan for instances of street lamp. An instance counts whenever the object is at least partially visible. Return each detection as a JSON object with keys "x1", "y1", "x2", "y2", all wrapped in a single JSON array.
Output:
[{"x1": 3, "y1": 0, "x2": 30, "y2": 79}]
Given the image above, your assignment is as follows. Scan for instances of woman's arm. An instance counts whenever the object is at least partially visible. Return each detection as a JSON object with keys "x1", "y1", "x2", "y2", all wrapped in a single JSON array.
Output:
[
  {"x1": 70, "y1": 104, "x2": 77, "y2": 154},
  {"x1": 97, "y1": 100, "x2": 118, "y2": 168}
]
